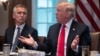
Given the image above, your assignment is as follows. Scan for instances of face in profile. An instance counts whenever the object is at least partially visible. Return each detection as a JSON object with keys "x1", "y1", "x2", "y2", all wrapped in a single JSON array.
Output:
[
  {"x1": 56, "y1": 2, "x2": 74, "y2": 24},
  {"x1": 13, "y1": 7, "x2": 27, "y2": 24},
  {"x1": 56, "y1": 6, "x2": 67, "y2": 24}
]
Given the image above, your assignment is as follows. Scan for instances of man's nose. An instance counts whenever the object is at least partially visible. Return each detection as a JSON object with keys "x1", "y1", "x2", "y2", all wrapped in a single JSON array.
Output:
[
  {"x1": 18, "y1": 12, "x2": 26, "y2": 16},
  {"x1": 20, "y1": 13, "x2": 24, "y2": 16}
]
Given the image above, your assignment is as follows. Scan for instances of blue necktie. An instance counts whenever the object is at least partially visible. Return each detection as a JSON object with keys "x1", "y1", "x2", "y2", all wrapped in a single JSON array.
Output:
[{"x1": 12, "y1": 27, "x2": 20, "y2": 52}]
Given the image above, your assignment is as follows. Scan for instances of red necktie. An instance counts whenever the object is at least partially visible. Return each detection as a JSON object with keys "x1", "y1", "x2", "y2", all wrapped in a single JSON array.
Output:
[{"x1": 57, "y1": 25, "x2": 66, "y2": 56}]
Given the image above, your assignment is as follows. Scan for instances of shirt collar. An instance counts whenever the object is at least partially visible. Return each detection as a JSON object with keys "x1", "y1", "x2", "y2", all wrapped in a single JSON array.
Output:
[
  {"x1": 65, "y1": 18, "x2": 73, "y2": 29},
  {"x1": 15, "y1": 23, "x2": 25, "y2": 30}
]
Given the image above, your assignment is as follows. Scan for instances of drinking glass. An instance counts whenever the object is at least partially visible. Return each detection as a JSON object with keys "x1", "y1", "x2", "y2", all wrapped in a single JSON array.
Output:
[
  {"x1": 82, "y1": 46, "x2": 90, "y2": 56},
  {"x1": 3, "y1": 44, "x2": 10, "y2": 56}
]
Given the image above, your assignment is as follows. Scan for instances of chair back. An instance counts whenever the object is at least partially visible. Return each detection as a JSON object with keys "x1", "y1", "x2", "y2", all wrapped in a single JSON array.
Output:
[{"x1": 90, "y1": 32, "x2": 100, "y2": 51}]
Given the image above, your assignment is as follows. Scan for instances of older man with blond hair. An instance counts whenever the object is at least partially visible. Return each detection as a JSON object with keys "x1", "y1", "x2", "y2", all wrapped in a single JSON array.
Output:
[{"x1": 19, "y1": 2, "x2": 91, "y2": 56}]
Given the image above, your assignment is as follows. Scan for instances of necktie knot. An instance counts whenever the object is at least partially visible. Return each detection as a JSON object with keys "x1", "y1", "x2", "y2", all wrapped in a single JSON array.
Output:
[
  {"x1": 17, "y1": 27, "x2": 20, "y2": 30},
  {"x1": 17, "y1": 27, "x2": 20, "y2": 33},
  {"x1": 62, "y1": 24, "x2": 66, "y2": 28}
]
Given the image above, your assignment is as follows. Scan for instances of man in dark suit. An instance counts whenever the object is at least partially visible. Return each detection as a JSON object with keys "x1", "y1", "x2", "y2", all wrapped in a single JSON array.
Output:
[
  {"x1": 19, "y1": 2, "x2": 91, "y2": 56},
  {"x1": 4, "y1": 4, "x2": 38, "y2": 52}
]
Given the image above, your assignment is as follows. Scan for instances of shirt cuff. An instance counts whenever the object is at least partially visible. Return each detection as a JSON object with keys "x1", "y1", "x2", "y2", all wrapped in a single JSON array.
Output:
[
  {"x1": 73, "y1": 45, "x2": 79, "y2": 52},
  {"x1": 32, "y1": 41, "x2": 38, "y2": 49}
]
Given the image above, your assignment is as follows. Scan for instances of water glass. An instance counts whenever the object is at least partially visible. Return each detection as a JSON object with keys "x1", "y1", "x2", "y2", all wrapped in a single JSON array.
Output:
[
  {"x1": 3, "y1": 44, "x2": 10, "y2": 56},
  {"x1": 82, "y1": 46, "x2": 90, "y2": 56},
  {"x1": 96, "y1": 53, "x2": 100, "y2": 56}
]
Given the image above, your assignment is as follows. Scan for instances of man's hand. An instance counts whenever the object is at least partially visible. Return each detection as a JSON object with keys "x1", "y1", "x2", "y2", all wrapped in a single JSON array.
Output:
[
  {"x1": 18, "y1": 34, "x2": 35, "y2": 46},
  {"x1": 71, "y1": 35, "x2": 79, "y2": 51}
]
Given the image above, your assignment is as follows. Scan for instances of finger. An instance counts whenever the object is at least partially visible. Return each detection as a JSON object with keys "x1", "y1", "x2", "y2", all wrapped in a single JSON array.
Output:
[
  {"x1": 18, "y1": 38, "x2": 25, "y2": 42},
  {"x1": 28, "y1": 34, "x2": 34, "y2": 39},
  {"x1": 72, "y1": 41, "x2": 75, "y2": 45},
  {"x1": 19, "y1": 36, "x2": 25, "y2": 39},
  {"x1": 28, "y1": 34, "x2": 32, "y2": 38},
  {"x1": 75, "y1": 35, "x2": 79, "y2": 41},
  {"x1": 74, "y1": 35, "x2": 80, "y2": 45},
  {"x1": 19, "y1": 36, "x2": 27, "y2": 42},
  {"x1": 71, "y1": 41, "x2": 76, "y2": 49},
  {"x1": 18, "y1": 38, "x2": 23, "y2": 41}
]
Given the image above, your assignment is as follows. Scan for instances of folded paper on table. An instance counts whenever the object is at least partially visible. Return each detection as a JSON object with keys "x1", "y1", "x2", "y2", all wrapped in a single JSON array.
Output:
[
  {"x1": 0, "y1": 49, "x2": 45, "y2": 56},
  {"x1": 0, "y1": 51, "x2": 18, "y2": 55}
]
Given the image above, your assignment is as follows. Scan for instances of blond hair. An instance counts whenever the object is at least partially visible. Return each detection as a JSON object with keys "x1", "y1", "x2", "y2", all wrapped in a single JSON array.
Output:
[
  {"x1": 57, "y1": 2, "x2": 75, "y2": 17},
  {"x1": 57, "y1": 2, "x2": 75, "y2": 11}
]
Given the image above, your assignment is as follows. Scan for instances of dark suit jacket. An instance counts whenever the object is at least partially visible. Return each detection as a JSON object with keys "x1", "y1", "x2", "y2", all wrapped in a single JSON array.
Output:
[
  {"x1": 37, "y1": 20, "x2": 91, "y2": 56},
  {"x1": 4, "y1": 24, "x2": 38, "y2": 50}
]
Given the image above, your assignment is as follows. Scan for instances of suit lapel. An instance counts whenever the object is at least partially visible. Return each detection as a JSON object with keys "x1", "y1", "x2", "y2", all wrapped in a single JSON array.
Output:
[
  {"x1": 21, "y1": 24, "x2": 31, "y2": 37},
  {"x1": 55, "y1": 24, "x2": 61, "y2": 45},
  {"x1": 17, "y1": 24, "x2": 27, "y2": 48},
  {"x1": 10, "y1": 26, "x2": 15, "y2": 45},
  {"x1": 67, "y1": 20, "x2": 78, "y2": 48},
  {"x1": 21, "y1": 24, "x2": 27, "y2": 36},
  {"x1": 18, "y1": 24, "x2": 30, "y2": 48},
  {"x1": 51, "y1": 23, "x2": 61, "y2": 50}
]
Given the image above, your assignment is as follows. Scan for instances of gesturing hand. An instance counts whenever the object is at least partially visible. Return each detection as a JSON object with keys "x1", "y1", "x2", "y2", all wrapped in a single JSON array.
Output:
[
  {"x1": 71, "y1": 35, "x2": 79, "y2": 51},
  {"x1": 18, "y1": 34, "x2": 35, "y2": 46}
]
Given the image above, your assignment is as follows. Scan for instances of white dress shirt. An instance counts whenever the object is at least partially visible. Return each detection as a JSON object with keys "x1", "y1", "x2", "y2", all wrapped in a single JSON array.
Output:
[
  {"x1": 58, "y1": 18, "x2": 78, "y2": 56},
  {"x1": 57, "y1": 18, "x2": 73, "y2": 56},
  {"x1": 11, "y1": 23, "x2": 25, "y2": 52}
]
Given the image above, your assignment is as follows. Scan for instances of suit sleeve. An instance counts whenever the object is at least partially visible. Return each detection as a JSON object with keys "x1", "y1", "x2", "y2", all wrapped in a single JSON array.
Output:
[
  {"x1": 77, "y1": 26, "x2": 91, "y2": 56},
  {"x1": 29, "y1": 29, "x2": 39, "y2": 50},
  {"x1": 67, "y1": 25, "x2": 91, "y2": 56},
  {"x1": 4, "y1": 28, "x2": 8, "y2": 44},
  {"x1": 31, "y1": 29, "x2": 38, "y2": 42}
]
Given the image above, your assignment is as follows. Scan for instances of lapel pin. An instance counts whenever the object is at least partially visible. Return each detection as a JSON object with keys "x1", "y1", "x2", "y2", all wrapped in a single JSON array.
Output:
[{"x1": 73, "y1": 28, "x2": 75, "y2": 31}]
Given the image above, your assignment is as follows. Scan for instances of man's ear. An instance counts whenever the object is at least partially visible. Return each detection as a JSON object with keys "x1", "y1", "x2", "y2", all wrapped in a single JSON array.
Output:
[
  {"x1": 68, "y1": 11, "x2": 74, "y2": 17},
  {"x1": 68, "y1": 11, "x2": 73, "y2": 15}
]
